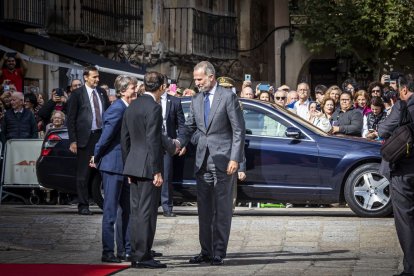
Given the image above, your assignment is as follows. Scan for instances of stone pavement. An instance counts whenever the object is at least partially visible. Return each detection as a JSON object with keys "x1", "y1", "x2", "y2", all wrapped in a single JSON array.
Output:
[{"x1": 0, "y1": 205, "x2": 404, "y2": 275}]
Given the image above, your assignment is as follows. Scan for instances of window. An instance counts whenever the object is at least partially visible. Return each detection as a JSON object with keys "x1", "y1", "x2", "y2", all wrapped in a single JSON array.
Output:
[{"x1": 243, "y1": 107, "x2": 288, "y2": 137}]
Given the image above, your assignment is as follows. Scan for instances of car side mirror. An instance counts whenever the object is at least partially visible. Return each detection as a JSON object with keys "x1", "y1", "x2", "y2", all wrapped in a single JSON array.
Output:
[
  {"x1": 285, "y1": 127, "x2": 302, "y2": 139},
  {"x1": 246, "y1": 129, "x2": 252, "y2": 135}
]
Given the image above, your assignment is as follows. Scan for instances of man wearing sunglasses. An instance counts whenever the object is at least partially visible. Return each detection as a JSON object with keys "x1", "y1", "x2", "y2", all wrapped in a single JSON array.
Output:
[{"x1": 274, "y1": 90, "x2": 287, "y2": 107}]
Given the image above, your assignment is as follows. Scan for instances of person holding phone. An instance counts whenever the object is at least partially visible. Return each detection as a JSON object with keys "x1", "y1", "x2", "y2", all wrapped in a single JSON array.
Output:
[
  {"x1": 361, "y1": 97, "x2": 387, "y2": 139},
  {"x1": 0, "y1": 52, "x2": 28, "y2": 93},
  {"x1": 38, "y1": 88, "x2": 68, "y2": 127}
]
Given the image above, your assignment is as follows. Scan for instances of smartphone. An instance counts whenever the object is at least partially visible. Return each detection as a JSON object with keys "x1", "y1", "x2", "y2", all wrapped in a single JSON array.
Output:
[
  {"x1": 258, "y1": 84, "x2": 270, "y2": 91},
  {"x1": 368, "y1": 129, "x2": 375, "y2": 132},
  {"x1": 383, "y1": 74, "x2": 390, "y2": 84},
  {"x1": 244, "y1": 74, "x2": 251, "y2": 82}
]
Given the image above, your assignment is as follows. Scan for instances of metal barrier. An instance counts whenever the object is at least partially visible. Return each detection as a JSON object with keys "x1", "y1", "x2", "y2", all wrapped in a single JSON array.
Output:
[{"x1": 0, "y1": 139, "x2": 43, "y2": 205}]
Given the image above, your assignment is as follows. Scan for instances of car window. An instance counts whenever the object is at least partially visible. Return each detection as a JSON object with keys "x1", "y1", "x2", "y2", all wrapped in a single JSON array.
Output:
[{"x1": 243, "y1": 107, "x2": 288, "y2": 137}]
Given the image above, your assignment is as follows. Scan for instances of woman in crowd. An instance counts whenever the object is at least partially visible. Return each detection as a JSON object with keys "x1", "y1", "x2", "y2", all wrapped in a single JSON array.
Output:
[
  {"x1": 331, "y1": 91, "x2": 363, "y2": 136},
  {"x1": 259, "y1": 91, "x2": 272, "y2": 102},
  {"x1": 362, "y1": 97, "x2": 387, "y2": 140},
  {"x1": 353, "y1": 90, "x2": 371, "y2": 116},
  {"x1": 326, "y1": 85, "x2": 342, "y2": 107},
  {"x1": 45, "y1": 110, "x2": 65, "y2": 133},
  {"x1": 307, "y1": 101, "x2": 332, "y2": 132},
  {"x1": 321, "y1": 97, "x2": 336, "y2": 122},
  {"x1": 367, "y1": 81, "x2": 383, "y2": 99}
]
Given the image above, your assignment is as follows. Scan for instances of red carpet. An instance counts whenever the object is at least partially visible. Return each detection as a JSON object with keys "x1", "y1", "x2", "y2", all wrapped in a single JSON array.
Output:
[{"x1": 0, "y1": 264, "x2": 129, "y2": 276}]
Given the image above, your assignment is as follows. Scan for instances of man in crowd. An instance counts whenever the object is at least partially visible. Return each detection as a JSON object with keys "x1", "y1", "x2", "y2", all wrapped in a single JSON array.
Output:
[
  {"x1": 183, "y1": 61, "x2": 245, "y2": 266},
  {"x1": 274, "y1": 89, "x2": 288, "y2": 107},
  {"x1": 331, "y1": 91, "x2": 363, "y2": 136},
  {"x1": 1, "y1": 92, "x2": 37, "y2": 141},
  {"x1": 0, "y1": 52, "x2": 27, "y2": 93},
  {"x1": 160, "y1": 75, "x2": 186, "y2": 217},
  {"x1": 67, "y1": 66, "x2": 110, "y2": 215},
  {"x1": 92, "y1": 75, "x2": 138, "y2": 263},
  {"x1": 378, "y1": 74, "x2": 414, "y2": 276},
  {"x1": 67, "y1": 79, "x2": 82, "y2": 98},
  {"x1": 286, "y1": 90, "x2": 299, "y2": 107},
  {"x1": 121, "y1": 71, "x2": 177, "y2": 269},
  {"x1": 293, "y1": 83, "x2": 311, "y2": 119},
  {"x1": 240, "y1": 87, "x2": 255, "y2": 99}
]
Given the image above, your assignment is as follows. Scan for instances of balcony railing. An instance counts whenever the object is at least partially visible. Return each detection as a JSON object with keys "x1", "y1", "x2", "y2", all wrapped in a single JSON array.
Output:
[
  {"x1": 47, "y1": 0, "x2": 143, "y2": 44},
  {"x1": 164, "y1": 8, "x2": 238, "y2": 59},
  {"x1": 0, "y1": 0, "x2": 45, "y2": 27}
]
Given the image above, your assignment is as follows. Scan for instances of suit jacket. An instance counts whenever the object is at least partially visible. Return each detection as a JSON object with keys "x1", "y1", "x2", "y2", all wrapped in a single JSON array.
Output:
[
  {"x1": 67, "y1": 85, "x2": 110, "y2": 148},
  {"x1": 121, "y1": 94, "x2": 164, "y2": 179},
  {"x1": 164, "y1": 94, "x2": 186, "y2": 141},
  {"x1": 184, "y1": 85, "x2": 245, "y2": 172},
  {"x1": 93, "y1": 99, "x2": 126, "y2": 175}
]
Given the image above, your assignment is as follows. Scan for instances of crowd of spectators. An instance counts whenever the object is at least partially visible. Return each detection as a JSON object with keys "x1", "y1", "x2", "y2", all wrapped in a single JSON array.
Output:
[{"x1": 231, "y1": 76, "x2": 399, "y2": 140}]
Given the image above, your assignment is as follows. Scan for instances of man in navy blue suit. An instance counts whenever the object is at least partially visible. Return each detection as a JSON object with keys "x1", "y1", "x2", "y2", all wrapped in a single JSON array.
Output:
[
  {"x1": 91, "y1": 75, "x2": 138, "y2": 263},
  {"x1": 160, "y1": 76, "x2": 187, "y2": 217}
]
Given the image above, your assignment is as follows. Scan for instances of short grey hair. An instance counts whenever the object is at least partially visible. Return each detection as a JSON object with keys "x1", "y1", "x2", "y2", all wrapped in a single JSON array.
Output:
[
  {"x1": 114, "y1": 75, "x2": 138, "y2": 98},
  {"x1": 194, "y1": 61, "x2": 215, "y2": 77}
]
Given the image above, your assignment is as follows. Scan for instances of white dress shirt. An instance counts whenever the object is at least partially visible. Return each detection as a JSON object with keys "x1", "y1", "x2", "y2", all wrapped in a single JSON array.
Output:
[{"x1": 85, "y1": 84, "x2": 103, "y2": 130}]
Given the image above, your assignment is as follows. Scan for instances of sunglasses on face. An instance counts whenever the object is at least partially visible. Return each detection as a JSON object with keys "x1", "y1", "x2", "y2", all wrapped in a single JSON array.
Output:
[
  {"x1": 275, "y1": 96, "x2": 286, "y2": 100},
  {"x1": 372, "y1": 90, "x2": 381, "y2": 93}
]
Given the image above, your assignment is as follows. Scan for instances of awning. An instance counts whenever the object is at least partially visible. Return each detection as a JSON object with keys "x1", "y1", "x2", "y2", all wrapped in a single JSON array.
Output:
[{"x1": 0, "y1": 28, "x2": 145, "y2": 80}]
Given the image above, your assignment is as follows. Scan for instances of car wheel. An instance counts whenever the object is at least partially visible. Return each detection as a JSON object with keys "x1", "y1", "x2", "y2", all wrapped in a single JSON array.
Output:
[
  {"x1": 91, "y1": 172, "x2": 104, "y2": 210},
  {"x1": 344, "y1": 163, "x2": 392, "y2": 217}
]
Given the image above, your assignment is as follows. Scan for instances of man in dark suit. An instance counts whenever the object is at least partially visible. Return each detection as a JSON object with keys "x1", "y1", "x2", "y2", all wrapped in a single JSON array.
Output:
[
  {"x1": 67, "y1": 66, "x2": 110, "y2": 215},
  {"x1": 121, "y1": 71, "x2": 177, "y2": 269},
  {"x1": 182, "y1": 61, "x2": 245, "y2": 266},
  {"x1": 91, "y1": 75, "x2": 138, "y2": 263},
  {"x1": 160, "y1": 77, "x2": 187, "y2": 217},
  {"x1": 378, "y1": 74, "x2": 414, "y2": 276}
]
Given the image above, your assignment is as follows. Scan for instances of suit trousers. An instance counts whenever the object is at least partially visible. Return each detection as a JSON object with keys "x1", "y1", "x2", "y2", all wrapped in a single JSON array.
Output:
[
  {"x1": 195, "y1": 153, "x2": 235, "y2": 258},
  {"x1": 391, "y1": 174, "x2": 414, "y2": 274},
  {"x1": 130, "y1": 178, "x2": 161, "y2": 262},
  {"x1": 76, "y1": 131, "x2": 101, "y2": 210},
  {"x1": 161, "y1": 154, "x2": 173, "y2": 213},
  {"x1": 101, "y1": 172, "x2": 130, "y2": 256}
]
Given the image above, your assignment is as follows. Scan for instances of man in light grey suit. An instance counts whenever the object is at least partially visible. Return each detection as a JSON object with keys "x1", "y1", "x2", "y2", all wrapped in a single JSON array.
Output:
[{"x1": 183, "y1": 61, "x2": 245, "y2": 266}]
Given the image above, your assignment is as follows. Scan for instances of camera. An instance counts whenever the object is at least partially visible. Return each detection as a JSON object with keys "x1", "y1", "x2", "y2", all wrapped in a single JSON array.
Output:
[{"x1": 244, "y1": 74, "x2": 251, "y2": 82}]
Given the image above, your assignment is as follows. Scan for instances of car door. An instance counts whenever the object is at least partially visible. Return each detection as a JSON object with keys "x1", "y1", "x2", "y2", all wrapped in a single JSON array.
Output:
[{"x1": 239, "y1": 102, "x2": 321, "y2": 202}]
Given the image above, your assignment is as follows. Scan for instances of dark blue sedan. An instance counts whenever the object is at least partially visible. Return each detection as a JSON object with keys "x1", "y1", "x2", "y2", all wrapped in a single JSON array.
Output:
[{"x1": 36, "y1": 97, "x2": 391, "y2": 217}]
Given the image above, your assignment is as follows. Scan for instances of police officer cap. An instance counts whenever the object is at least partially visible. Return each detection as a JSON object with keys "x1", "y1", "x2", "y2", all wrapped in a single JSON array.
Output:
[{"x1": 217, "y1": 76, "x2": 235, "y2": 88}]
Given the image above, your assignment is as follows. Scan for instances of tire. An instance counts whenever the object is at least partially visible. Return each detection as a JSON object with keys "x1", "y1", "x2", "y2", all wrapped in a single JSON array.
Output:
[
  {"x1": 344, "y1": 163, "x2": 392, "y2": 217},
  {"x1": 91, "y1": 172, "x2": 104, "y2": 210}
]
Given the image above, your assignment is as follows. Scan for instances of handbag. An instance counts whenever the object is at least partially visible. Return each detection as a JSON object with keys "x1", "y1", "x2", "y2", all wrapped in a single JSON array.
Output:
[{"x1": 380, "y1": 102, "x2": 414, "y2": 163}]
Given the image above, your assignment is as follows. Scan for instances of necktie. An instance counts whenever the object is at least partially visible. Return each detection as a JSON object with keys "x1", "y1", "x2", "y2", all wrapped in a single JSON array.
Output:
[
  {"x1": 92, "y1": 90, "x2": 102, "y2": 129},
  {"x1": 204, "y1": 92, "x2": 210, "y2": 127}
]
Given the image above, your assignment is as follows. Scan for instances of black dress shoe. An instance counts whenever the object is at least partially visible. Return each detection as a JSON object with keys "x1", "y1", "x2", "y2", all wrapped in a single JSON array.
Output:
[
  {"x1": 394, "y1": 272, "x2": 414, "y2": 276},
  {"x1": 189, "y1": 253, "x2": 211, "y2": 264},
  {"x1": 163, "y1": 211, "x2": 176, "y2": 217},
  {"x1": 211, "y1": 256, "x2": 224, "y2": 265},
  {"x1": 101, "y1": 254, "x2": 121, "y2": 263},
  {"x1": 151, "y1": 250, "x2": 163, "y2": 257},
  {"x1": 78, "y1": 209, "x2": 93, "y2": 215},
  {"x1": 131, "y1": 259, "x2": 167, "y2": 269},
  {"x1": 117, "y1": 253, "x2": 131, "y2": 262}
]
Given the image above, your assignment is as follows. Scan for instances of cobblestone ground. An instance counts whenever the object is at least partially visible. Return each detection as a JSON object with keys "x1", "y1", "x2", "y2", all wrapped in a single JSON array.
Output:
[{"x1": 0, "y1": 205, "x2": 403, "y2": 275}]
